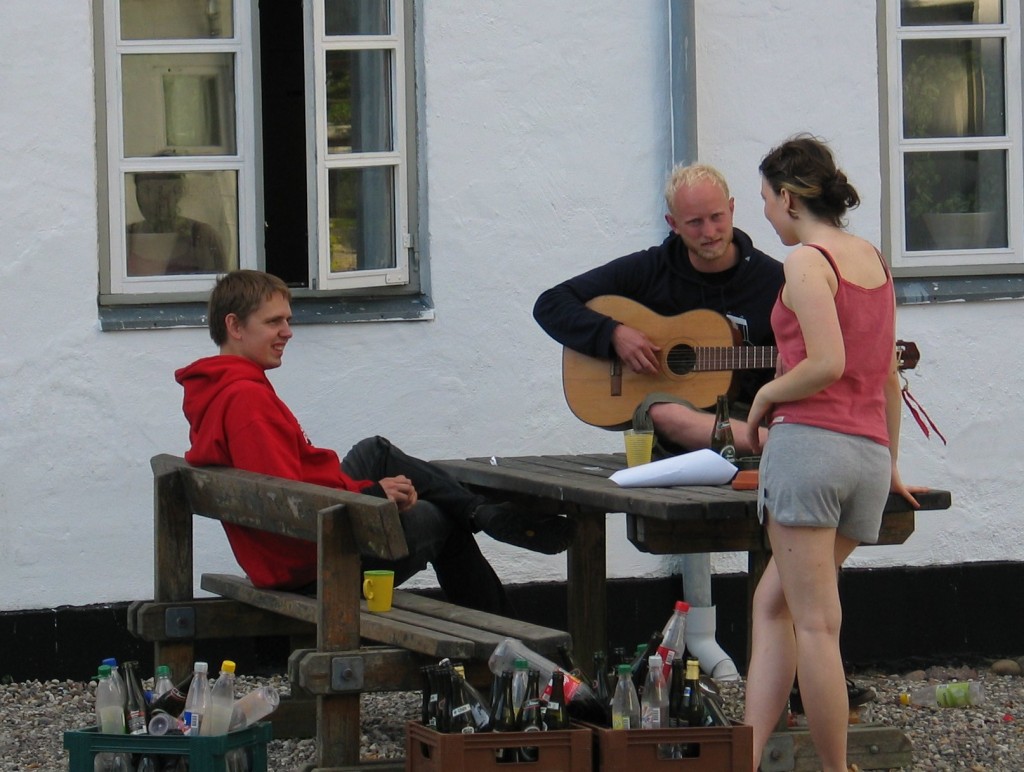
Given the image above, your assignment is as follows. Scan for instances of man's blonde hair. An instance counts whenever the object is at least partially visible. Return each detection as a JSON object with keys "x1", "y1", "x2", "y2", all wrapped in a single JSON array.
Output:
[{"x1": 664, "y1": 164, "x2": 731, "y2": 213}]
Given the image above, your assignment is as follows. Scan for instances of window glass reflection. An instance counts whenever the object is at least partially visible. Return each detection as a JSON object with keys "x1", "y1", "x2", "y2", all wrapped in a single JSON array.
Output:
[
  {"x1": 324, "y1": 0, "x2": 389, "y2": 36},
  {"x1": 125, "y1": 170, "x2": 238, "y2": 276},
  {"x1": 325, "y1": 50, "x2": 393, "y2": 153},
  {"x1": 904, "y1": 150, "x2": 1007, "y2": 250},
  {"x1": 902, "y1": 38, "x2": 1004, "y2": 139},
  {"x1": 328, "y1": 167, "x2": 395, "y2": 272},
  {"x1": 900, "y1": 0, "x2": 1002, "y2": 25},
  {"x1": 120, "y1": 0, "x2": 233, "y2": 40},
  {"x1": 123, "y1": 53, "x2": 236, "y2": 157}
]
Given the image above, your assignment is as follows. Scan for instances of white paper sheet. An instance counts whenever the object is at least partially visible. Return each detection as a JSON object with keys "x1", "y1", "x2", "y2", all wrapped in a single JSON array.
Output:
[{"x1": 610, "y1": 448, "x2": 738, "y2": 488}]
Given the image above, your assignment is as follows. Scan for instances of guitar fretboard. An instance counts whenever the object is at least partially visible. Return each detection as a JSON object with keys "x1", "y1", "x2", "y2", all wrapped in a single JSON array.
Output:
[{"x1": 666, "y1": 345, "x2": 777, "y2": 375}]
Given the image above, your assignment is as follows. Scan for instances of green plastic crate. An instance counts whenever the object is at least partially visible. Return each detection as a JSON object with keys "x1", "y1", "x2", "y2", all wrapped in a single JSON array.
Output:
[{"x1": 63, "y1": 722, "x2": 272, "y2": 772}]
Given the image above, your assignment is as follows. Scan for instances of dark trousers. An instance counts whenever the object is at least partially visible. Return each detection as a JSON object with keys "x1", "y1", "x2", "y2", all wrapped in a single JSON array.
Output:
[{"x1": 342, "y1": 436, "x2": 514, "y2": 616}]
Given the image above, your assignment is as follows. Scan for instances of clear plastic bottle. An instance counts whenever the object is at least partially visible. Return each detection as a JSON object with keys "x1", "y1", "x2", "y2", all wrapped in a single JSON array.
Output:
[
  {"x1": 656, "y1": 601, "x2": 690, "y2": 679},
  {"x1": 229, "y1": 685, "x2": 281, "y2": 730},
  {"x1": 95, "y1": 665, "x2": 126, "y2": 734},
  {"x1": 900, "y1": 681, "x2": 985, "y2": 708},
  {"x1": 181, "y1": 661, "x2": 210, "y2": 736},
  {"x1": 641, "y1": 654, "x2": 668, "y2": 729},
  {"x1": 488, "y1": 638, "x2": 603, "y2": 720},
  {"x1": 610, "y1": 663, "x2": 640, "y2": 730},
  {"x1": 100, "y1": 658, "x2": 127, "y2": 713},
  {"x1": 510, "y1": 657, "x2": 530, "y2": 726},
  {"x1": 200, "y1": 660, "x2": 237, "y2": 736},
  {"x1": 152, "y1": 665, "x2": 175, "y2": 702}
]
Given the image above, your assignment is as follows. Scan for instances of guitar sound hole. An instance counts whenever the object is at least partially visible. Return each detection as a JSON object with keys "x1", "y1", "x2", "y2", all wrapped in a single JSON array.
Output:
[{"x1": 666, "y1": 344, "x2": 696, "y2": 376}]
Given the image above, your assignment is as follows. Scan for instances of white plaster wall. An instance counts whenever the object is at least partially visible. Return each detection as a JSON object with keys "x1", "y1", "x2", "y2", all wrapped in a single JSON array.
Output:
[{"x1": 0, "y1": 1, "x2": 1016, "y2": 613}]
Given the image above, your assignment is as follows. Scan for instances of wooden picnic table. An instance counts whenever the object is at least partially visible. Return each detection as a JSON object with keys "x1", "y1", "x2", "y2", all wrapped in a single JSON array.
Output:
[{"x1": 434, "y1": 452, "x2": 952, "y2": 669}]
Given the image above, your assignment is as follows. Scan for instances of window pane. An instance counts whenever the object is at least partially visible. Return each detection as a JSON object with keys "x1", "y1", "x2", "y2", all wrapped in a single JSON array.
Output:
[
  {"x1": 120, "y1": 0, "x2": 233, "y2": 40},
  {"x1": 902, "y1": 38, "x2": 1005, "y2": 138},
  {"x1": 900, "y1": 0, "x2": 1002, "y2": 25},
  {"x1": 325, "y1": 50, "x2": 393, "y2": 153},
  {"x1": 122, "y1": 53, "x2": 237, "y2": 157},
  {"x1": 328, "y1": 166, "x2": 395, "y2": 271},
  {"x1": 125, "y1": 170, "x2": 238, "y2": 275},
  {"x1": 324, "y1": 0, "x2": 390, "y2": 36},
  {"x1": 904, "y1": 149, "x2": 1007, "y2": 250}
]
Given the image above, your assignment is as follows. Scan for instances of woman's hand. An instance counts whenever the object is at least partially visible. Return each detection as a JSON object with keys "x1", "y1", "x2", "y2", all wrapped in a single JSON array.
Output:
[
  {"x1": 890, "y1": 464, "x2": 926, "y2": 509},
  {"x1": 745, "y1": 391, "x2": 772, "y2": 455}
]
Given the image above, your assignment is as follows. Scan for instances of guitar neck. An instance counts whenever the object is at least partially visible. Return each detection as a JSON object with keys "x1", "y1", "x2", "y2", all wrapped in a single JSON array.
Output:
[{"x1": 688, "y1": 346, "x2": 778, "y2": 373}]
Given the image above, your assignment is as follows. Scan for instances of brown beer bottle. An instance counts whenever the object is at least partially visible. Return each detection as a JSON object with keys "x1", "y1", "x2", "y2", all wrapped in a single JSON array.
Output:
[{"x1": 710, "y1": 394, "x2": 736, "y2": 462}]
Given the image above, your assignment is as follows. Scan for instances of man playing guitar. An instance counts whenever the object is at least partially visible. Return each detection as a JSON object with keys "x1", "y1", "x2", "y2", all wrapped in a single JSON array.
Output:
[{"x1": 534, "y1": 163, "x2": 784, "y2": 457}]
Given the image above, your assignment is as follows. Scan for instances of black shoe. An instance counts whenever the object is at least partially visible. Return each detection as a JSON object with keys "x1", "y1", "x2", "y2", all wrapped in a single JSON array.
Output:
[
  {"x1": 473, "y1": 503, "x2": 576, "y2": 554},
  {"x1": 789, "y1": 677, "x2": 876, "y2": 714}
]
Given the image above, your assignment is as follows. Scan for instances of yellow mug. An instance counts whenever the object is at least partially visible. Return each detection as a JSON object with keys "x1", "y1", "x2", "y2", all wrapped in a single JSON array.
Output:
[
  {"x1": 362, "y1": 569, "x2": 395, "y2": 612},
  {"x1": 623, "y1": 429, "x2": 655, "y2": 467}
]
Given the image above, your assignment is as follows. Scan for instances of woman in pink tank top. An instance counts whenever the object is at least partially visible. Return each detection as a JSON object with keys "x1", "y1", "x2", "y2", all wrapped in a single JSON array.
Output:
[{"x1": 741, "y1": 135, "x2": 925, "y2": 772}]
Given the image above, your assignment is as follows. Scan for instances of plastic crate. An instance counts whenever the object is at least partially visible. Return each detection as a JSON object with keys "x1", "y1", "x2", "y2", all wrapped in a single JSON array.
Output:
[
  {"x1": 405, "y1": 721, "x2": 592, "y2": 772},
  {"x1": 583, "y1": 720, "x2": 753, "y2": 772},
  {"x1": 63, "y1": 723, "x2": 272, "y2": 772}
]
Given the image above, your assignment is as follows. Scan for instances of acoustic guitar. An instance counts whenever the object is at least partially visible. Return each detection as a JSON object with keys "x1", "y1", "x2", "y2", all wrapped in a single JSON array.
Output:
[{"x1": 561, "y1": 295, "x2": 919, "y2": 428}]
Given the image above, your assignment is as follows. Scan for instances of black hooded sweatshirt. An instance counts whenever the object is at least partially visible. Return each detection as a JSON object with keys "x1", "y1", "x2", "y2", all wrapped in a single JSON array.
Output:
[{"x1": 533, "y1": 227, "x2": 784, "y2": 406}]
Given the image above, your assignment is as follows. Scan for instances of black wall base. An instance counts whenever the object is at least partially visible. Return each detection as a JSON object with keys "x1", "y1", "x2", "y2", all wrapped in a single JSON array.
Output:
[{"x1": 2, "y1": 561, "x2": 1021, "y2": 683}]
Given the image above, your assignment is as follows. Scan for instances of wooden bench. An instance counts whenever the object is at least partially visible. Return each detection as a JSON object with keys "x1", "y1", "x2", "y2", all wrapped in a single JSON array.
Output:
[{"x1": 127, "y1": 454, "x2": 571, "y2": 771}]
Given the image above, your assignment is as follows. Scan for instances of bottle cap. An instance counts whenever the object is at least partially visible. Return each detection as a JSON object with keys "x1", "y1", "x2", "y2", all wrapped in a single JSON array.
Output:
[
  {"x1": 155, "y1": 665, "x2": 170, "y2": 678},
  {"x1": 648, "y1": 654, "x2": 663, "y2": 668},
  {"x1": 514, "y1": 657, "x2": 528, "y2": 669},
  {"x1": 675, "y1": 601, "x2": 691, "y2": 613},
  {"x1": 221, "y1": 660, "x2": 236, "y2": 674},
  {"x1": 899, "y1": 693, "x2": 911, "y2": 705},
  {"x1": 102, "y1": 657, "x2": 118, "y2": 667},
  {"x1": 98, "y1": 664, "x2": 112, "y2": 677},
  {"x1": 194, "y1": 661, "x2": 209, "y2": 674},
  {"x1": 617, "y1": 663, "x2": 631, "y2": 675}
]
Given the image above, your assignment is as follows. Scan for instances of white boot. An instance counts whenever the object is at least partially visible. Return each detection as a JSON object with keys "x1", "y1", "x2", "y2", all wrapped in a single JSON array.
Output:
[{"x1": 684, "y1": 605, "x2": 740, "y2": 681}]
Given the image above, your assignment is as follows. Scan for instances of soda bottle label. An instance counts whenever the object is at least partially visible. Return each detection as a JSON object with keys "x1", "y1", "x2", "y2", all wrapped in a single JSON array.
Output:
[
  {"x1": 612, "y1": 714, "x2": 632, "y2": 730},
  {"x1": 451, "y1": 703, "x2": 471, "y2": 718},
  {"x1": 540, "y1": 671, "x2": 585, "y2": 703},
  {"x1": 936, "y1": 683, "x2": 972, "y2": 707},
  {"x1": 183, "y1": 711, "x2": 201, "y2": 733},
  {"x1": 127, "y1": 710, "x2": 147, "y2": 735}
]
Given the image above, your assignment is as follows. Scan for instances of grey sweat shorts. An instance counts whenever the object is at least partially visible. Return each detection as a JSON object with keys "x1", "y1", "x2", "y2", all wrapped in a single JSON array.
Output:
[{"x1": 757, "y1": 422, "x2": 891, "y2": 544}]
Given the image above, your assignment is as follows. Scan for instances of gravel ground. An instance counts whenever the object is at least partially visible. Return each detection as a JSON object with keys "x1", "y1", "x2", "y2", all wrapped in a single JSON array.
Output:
[{"x1": 2, "y1": 662, "x2": 1022, "y2": 770}]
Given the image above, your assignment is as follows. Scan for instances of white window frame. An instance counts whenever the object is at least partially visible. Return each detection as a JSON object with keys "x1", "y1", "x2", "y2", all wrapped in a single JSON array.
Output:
[
  {"x1": 310, "y1": 0, "x2": 410, "y2": 291},
  {"x1": 884, "y1": 0, "x2": 1023, "y2": 275},
  {"x1": 100, "y1": 0, "x2": 259, "y2": 298}
]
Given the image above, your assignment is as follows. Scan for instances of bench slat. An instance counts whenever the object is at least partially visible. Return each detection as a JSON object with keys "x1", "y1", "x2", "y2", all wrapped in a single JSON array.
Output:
[{"x1": 201, "y1": 573, "x2": 478, "y2": 659}]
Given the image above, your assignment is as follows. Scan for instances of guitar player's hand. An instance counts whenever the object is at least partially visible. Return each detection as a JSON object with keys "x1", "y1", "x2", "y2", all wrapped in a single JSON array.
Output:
[{"x1": 612, "y1": 324, "x2": 661, "y2": 374}]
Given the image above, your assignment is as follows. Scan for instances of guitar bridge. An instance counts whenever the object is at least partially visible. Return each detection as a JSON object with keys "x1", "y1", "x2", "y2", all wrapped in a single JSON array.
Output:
[{"x1": 610, "y1": 359, "x2": 622, "y2": 396}]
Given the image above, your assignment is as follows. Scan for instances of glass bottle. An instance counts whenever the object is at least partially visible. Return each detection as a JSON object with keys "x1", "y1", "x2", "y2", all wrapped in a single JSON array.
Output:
[
  {"x1": 545, "y1": 669, "x2": 570, "y2": 730},
  {"x1": 610, "y1": 663, "x2": 640, "y2": 730},
  {"x1": 680, "y1": 658, "x2": 707, "y2": 727},
  {"x1": 630, "y1": 630, "x2": 662, "y2": 693},
  {"x1": 710, "y1": 394, "x2": 736, "y2": 461},
  {"x1": 667, "y1": 658, "x2": 686, "y2": 728},
  {"x1": 201, "y1": 660, "x2": 237, "y2": 736},
  {"x1": 491, "y1": 670, "x2": 517, "y2": 761},
  {"x1": 121, "y1": 661, "x2": 149, "y2": 735},
  {"x1": 181, "y1": 661, "x2": 210, "y2": 736},
  {"x1": 641, "y1": 654, "x2": 668, "y2": 729},
  {"x1": 150, "y1": 671, "x2": 195, "y2": 718}
]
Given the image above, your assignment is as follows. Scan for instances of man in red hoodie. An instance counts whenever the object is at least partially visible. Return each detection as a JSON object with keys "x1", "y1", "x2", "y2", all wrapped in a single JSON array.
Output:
[{"x1": 176, "y1": 270, "x2": 574, "y2": 614}]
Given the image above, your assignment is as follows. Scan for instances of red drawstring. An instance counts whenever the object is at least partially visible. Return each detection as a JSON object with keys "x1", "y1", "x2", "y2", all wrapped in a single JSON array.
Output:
[{"x1": 900, "y1": 372, "x2": 947, "y2": 445}]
